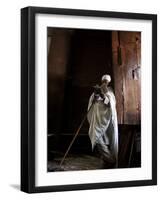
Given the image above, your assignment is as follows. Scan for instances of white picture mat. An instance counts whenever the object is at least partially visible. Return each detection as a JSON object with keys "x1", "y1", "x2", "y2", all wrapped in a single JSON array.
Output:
[{"x1": 35, "y1": 14, "x2": 152, "y2": 186}]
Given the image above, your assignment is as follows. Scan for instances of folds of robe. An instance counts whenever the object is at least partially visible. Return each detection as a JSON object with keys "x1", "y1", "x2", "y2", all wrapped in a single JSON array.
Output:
[{"x1": 87, "y1": 87, "x2": 119, "y2": 164}]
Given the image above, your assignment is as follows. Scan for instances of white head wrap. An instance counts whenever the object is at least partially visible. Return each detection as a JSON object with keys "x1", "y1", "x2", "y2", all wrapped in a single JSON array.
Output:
[{"x1": 101, "y1": 74, "x2": 111, "y2": 82}]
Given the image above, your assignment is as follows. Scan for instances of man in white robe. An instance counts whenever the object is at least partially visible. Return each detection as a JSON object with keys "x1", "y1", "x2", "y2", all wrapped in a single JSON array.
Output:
[{"x1": 87, "y1": 75, "x2": 118, "y2": 168}]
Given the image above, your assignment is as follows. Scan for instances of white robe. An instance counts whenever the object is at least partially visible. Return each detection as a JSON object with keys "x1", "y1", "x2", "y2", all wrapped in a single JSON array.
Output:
[{"x1": 87, "y1": 87, "x2": 118, "y2": 161}]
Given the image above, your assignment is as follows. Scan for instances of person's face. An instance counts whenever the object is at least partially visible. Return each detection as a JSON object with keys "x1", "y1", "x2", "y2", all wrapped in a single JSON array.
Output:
[{"x1": 102, "y1": 79, "x2": 109, "y2": 86}]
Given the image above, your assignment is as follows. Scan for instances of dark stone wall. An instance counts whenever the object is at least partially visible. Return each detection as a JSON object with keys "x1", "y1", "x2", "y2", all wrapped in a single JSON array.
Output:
[{"x1": 47, "y1": 29, "x2": 73, "y2": 134}]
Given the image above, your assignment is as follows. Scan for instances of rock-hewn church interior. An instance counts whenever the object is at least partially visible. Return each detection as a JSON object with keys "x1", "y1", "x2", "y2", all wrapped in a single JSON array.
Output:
[{"x1": 47, "y1": 28, "x2": 141, "y2": 171}]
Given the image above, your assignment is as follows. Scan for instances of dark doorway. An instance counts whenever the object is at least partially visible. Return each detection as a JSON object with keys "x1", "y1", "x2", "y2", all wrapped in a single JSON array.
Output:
[{"x1": 61, "y1": 29, "x2": 113, "y2": 136}]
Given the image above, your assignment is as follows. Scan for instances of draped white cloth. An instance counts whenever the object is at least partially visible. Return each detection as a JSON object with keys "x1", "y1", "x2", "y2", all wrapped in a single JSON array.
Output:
[{"x1": 87, "y1": 87, "x2": 118, "y2": 162}]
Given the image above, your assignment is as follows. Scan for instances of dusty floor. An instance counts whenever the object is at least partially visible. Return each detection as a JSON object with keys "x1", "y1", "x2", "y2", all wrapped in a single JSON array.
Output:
[{"x1": 48, "y1": 153, "x2": 104, "y2": 172}]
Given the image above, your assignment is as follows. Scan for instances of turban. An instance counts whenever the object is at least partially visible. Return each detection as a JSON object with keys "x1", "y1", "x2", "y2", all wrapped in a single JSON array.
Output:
[{"x1": 101, "y1": 74, "x2": 111, "y2": 82}]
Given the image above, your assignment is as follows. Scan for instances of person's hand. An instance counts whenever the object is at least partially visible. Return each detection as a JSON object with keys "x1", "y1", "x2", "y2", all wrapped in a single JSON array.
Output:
[
  {"x1": 93, "y1": 94, "x2": 99, "y2": 103},
  {"x1": 95, "y1": 87, "x2": 104, "y2": 100},
  {"x1": 99, "y1": 93, "x2": 105, "y2": 100}
]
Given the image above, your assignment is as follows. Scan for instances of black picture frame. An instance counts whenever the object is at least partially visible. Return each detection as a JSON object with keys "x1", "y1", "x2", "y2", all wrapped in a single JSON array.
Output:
[{"x1": 21, "y1": 6, "x2": 157, "y2": 193}]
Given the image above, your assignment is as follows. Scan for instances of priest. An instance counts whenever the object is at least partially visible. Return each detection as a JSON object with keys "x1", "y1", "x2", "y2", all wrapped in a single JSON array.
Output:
[{"x1": 87, "y1": 74, "x2": 118, "y2": 168}]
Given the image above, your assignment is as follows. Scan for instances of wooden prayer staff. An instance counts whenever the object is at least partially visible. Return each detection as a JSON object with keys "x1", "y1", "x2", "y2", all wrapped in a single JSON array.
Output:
[{"x1": 59, "y1": 102, "x2": 94, "y2": 168}]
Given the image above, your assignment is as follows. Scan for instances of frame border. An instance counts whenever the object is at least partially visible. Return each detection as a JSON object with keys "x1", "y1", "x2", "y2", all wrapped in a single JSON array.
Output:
[{"x1": 21, "y1": 6, "x2": 157, "y2": 193}]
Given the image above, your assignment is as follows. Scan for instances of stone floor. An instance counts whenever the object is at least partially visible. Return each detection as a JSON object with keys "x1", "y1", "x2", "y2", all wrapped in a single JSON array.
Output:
[{"x1": 48, "y1": 153, "x2": 104, "y2": 172}]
